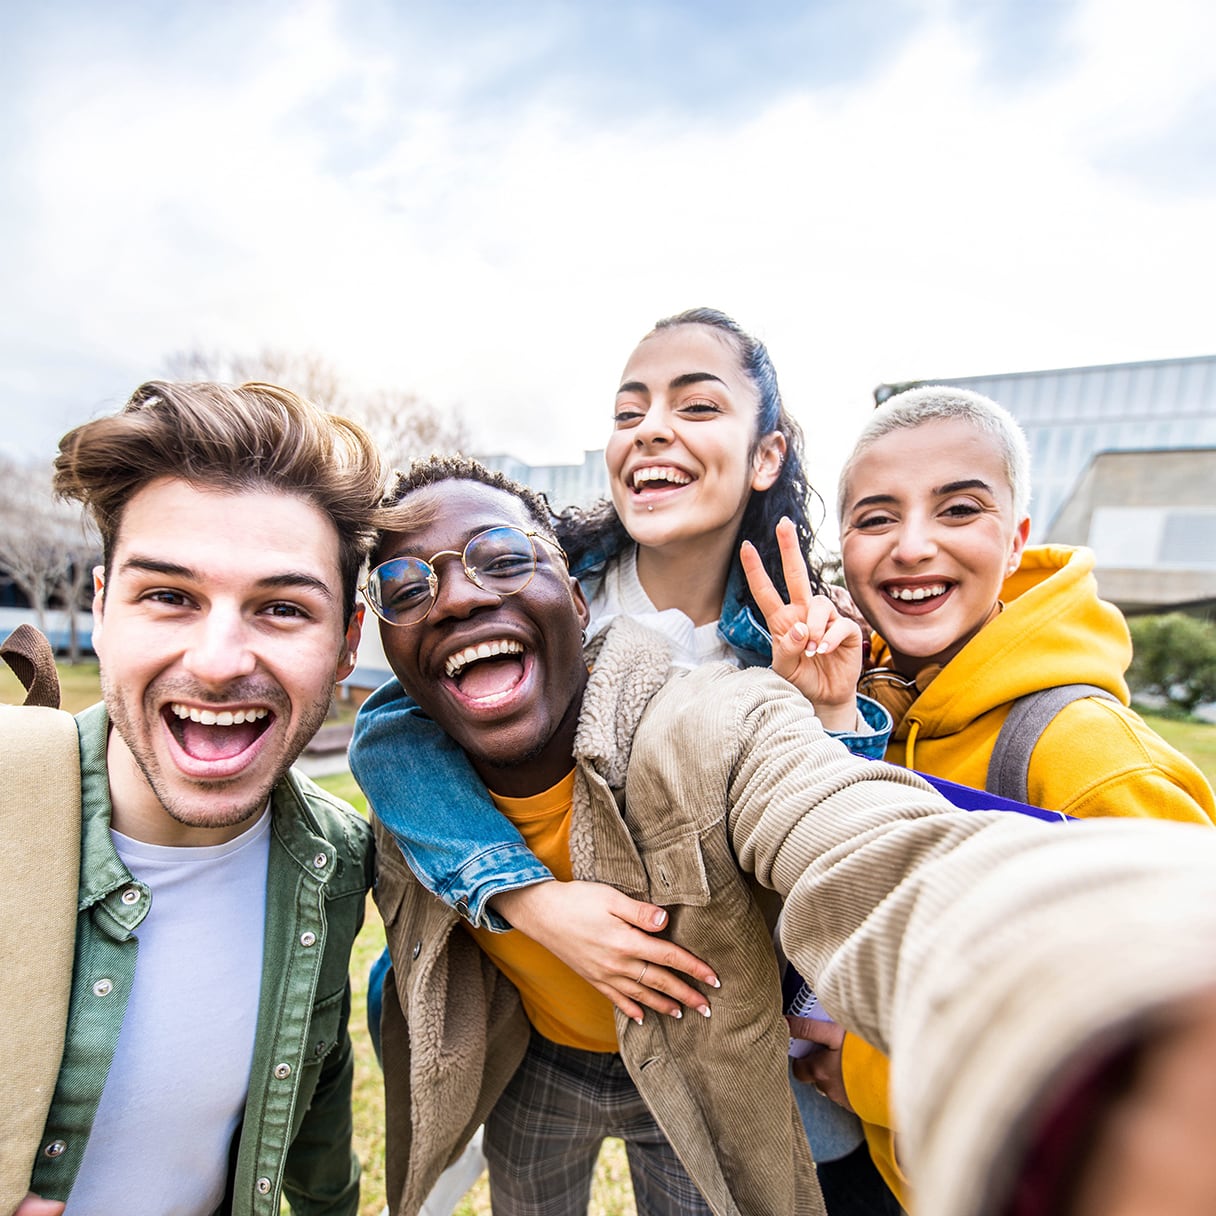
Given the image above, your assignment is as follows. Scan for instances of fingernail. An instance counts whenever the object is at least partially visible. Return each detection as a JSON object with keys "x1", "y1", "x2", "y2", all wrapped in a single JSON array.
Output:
[
  {"x1": 652, "y1": 909, "x2": 667, "y2": 928},
  {"x1": 698, "y1": 1005, "x2": 711, "y2": 1019},
  {"x1": 670, "y1": 1008, "x2": 682, "y2": 1020},
  {"x1": 708, "y1": 976, "x2": 721, "y2": 988},
  {"x1": 634, "y1": 1014, "x2": 644, "y2": 1025},
  {"x1": 791, "y1": 622, "x2": 808, "y2": 641},
  {"x1": 815, "y1": 642, "x2": 831, "y2": 654}
]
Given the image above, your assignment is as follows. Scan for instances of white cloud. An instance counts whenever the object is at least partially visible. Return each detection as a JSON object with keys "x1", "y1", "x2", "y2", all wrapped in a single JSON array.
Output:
[{"x1": 2, "y1": 0, "x2": 1214, "y2": 527}]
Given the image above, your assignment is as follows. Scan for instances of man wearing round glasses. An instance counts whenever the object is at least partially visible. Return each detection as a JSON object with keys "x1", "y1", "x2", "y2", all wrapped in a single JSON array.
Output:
[
  {"x1": 362, "y1": 526, "x2": 568, "y2": 628},
  {"x1": 357, "y1": 454, "x2": 1019, "y2": 1216}
]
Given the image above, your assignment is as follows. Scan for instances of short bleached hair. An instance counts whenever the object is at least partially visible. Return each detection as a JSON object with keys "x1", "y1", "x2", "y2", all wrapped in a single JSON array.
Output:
[{"x1": 837, "y1": 386, "x2": 1031, "y2": 522}]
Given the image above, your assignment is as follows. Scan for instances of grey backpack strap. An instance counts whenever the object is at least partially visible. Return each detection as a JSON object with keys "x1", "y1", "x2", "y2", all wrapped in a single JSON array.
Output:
[{"x1": 986, "y1": 684, "x2": 1119, "y2": 804}]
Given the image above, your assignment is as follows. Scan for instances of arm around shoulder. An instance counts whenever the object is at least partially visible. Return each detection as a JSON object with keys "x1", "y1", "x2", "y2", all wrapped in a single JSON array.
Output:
[{"x1": 351, "y1": 679, "x2": 554, "y2": 926}]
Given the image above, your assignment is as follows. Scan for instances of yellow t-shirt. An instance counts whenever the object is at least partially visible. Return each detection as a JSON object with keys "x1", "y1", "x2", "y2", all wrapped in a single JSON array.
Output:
[{"x1": 466, "y1": 771, "x2": 618, "y2": 1053}]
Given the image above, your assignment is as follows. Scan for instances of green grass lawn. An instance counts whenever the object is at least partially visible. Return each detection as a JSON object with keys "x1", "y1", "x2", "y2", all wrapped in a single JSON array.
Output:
[{"x1": 1138, "y1": 707, "x2": 1216, "y2": 783}]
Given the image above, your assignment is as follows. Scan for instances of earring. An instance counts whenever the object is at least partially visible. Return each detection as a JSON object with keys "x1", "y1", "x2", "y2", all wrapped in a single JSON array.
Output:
[{"x1": 581, "y1": 628, "x2": 588, "y2": 645}]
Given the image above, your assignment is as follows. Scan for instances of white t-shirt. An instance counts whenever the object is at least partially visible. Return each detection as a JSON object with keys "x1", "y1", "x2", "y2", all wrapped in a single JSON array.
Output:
[
  {"x1": 67, "y1": 809, "x2": 272, "y2": 1215},
  {"x1": 584, "y1": 545, "x2": 738, "y2": 670}
]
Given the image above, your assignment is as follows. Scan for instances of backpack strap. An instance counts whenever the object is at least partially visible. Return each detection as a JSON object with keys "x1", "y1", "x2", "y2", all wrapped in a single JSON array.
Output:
[
  {"x1": 1, "y1": 623, "x2": 62, "y2": 708},
  {"x1": 0, "y1": 628, "x2": 81, "y2": 1211},
  {"x1": 986, "y1": 684, "x2": 1119, "y2": 804}
]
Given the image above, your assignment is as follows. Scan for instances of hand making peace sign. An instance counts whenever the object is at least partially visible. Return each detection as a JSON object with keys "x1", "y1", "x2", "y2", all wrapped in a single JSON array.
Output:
[{"x1": 740, "y1": 517, "x2": 864, "y2": 732}]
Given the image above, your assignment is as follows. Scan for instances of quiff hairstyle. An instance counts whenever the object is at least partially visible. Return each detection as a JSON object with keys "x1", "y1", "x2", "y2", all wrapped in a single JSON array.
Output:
[
  {"x1": 54, "y1": 380, "x2": 386, "y2": 623},
  {"x1": 837, "y1": 385, "x2": 1032, "y2": 523}
]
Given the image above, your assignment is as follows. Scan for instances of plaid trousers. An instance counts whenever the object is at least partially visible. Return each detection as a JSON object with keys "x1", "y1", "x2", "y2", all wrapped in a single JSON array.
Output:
[{"x1": 484, "y1": 1031, "x2": 713, "y2": 1216}]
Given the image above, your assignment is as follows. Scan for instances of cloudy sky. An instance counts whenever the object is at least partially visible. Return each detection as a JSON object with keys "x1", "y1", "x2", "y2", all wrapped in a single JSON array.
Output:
[{"x1": 3, "y1": 0, "x2": 1214, "y2": 522}]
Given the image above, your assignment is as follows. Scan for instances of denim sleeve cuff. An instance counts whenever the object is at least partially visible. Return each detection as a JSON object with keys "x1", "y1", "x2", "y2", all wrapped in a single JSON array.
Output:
[
  {"x1": 826, "y1": 694, "x2": 894, "y2": 761},
  {"x1": 433, "y1": 844, "x2": 555, "y2": 931}
]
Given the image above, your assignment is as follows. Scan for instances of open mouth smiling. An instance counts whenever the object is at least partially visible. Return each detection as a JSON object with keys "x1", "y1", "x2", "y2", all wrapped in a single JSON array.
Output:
[
  {"x1": 442, "y1": 637, "x2": 531, "y2": 707},
  {"x1": 165, "y1": 701, "x2": 273, "y2": 766},
  {"x1": 884, "y1": 582, "x2": 950, "y2": 603},
  {"x1": 881, "y1": 581, "x2": 953, "y2": 610},
  {"x1": 629, "y1": 465, "x2": 693, "y2": 493}
]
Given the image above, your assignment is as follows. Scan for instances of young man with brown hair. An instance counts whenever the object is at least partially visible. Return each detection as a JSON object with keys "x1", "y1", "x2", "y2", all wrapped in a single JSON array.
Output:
[{"x1": 14, "y1": 381, "x2": 385, "y2": 1216}]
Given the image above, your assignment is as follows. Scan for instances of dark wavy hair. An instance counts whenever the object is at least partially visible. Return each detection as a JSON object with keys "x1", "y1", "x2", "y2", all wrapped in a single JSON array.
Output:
[
  {"x1": 377, "y1": 454, "x2": 556, "y2": 545},
  {"x1": 555, "y1": 307, "x2": 826, "y2": 614}
]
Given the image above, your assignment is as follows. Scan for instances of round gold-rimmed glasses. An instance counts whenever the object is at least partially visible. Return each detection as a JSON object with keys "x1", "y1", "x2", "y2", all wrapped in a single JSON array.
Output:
[{"x1": 360, "y1": 525, "x2": 568, "y2": 627}]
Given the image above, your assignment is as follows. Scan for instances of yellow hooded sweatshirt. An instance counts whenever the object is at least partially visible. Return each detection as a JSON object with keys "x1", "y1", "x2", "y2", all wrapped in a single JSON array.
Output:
[{"x1": 842, "y1": 544, "x2": 1216, "y2": 1206}]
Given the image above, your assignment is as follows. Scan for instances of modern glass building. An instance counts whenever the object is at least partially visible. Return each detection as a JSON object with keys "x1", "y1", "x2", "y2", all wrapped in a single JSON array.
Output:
[{"x1": 479, "y1": 449, "x2": 609, "y2": 509}]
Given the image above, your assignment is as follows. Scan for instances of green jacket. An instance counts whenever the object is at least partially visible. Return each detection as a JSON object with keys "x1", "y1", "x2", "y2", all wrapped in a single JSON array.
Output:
[{"x1": 30, "y1": 703, "x2": 373, "y2": 1215}]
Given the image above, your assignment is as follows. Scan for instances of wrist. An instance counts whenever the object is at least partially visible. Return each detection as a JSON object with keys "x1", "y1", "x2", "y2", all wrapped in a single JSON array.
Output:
[
  {"x1": 488, "y1": 878, "x2": 557, "y2": 934},
  {"x1": 816, "y1": 700, "x2": 857, "y2": 732}
]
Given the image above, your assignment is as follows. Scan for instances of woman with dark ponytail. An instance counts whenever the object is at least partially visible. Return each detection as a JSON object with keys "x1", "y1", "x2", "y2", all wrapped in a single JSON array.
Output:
[{"x1": 354, "y1": 309, "x2": 898, "y2": 1215}]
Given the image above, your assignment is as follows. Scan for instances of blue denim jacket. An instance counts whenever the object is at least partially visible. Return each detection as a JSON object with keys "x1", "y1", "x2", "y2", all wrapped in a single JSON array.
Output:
[{"x1": 350, "y1": 559, "x2": 892, "y2": 931}]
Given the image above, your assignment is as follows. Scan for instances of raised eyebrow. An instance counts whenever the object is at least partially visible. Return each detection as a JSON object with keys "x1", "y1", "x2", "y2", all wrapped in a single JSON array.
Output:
[
  {"x1": 615, "y1": 371, "x2": 728, "y2": 396},
  {"x1": 118, "y1": 557, "x2": 334, "y2": 601},
  {"x1": 669, "y1": 371, "x2": 726, "y2": 391},
  {"x1": 935, "y1": 479, "x2": 995, "y2": 497},
  {"x1": 119, "y1": 556, "x2": 195, "y2": 578},
  {"x1": 258, "y1": 572, "x2": 336, "y2": 601},
  {"x1": 850, "y1": 494, "x2": 898, "y2": 511}
]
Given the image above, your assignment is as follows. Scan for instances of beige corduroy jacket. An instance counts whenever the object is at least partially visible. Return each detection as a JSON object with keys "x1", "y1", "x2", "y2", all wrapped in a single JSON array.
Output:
[
  {"x1": 376, "y1": 617, "x2": 1216, "y2": 1216},
  {"x1": 375, "y1": 618, "x2": 961, "y2": 1216}
]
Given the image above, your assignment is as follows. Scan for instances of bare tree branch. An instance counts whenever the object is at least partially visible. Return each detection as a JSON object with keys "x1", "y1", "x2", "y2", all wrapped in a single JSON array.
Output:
[
  {"x1": 0, "y1": 459, "x2": 100, "y2": 660},
  {"x1": 162, "y1": 346, "x2": 470, "y2": 469}
]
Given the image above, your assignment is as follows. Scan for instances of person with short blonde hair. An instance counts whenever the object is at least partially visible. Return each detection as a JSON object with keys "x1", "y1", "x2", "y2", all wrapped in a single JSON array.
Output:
[{"x1": 779, "y1": 383, "x2": 1216, "y2": 1206}]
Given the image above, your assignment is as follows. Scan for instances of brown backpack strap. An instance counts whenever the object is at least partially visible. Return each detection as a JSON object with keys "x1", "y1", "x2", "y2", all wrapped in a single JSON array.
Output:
[{"x1": 2, "y1": 623, "x2": 62, "y2": 708}]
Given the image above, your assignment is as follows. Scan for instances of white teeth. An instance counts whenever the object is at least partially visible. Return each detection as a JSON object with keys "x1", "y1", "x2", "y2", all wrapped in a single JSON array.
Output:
[
  {"x1": 632, "y1": 465, "x2": 692, "y2": 489},
  {"x1": 445, "y1": 638, "x2": 524, "y2": 679},
  {"x1": 889, "y1": 584, "x2": 948, "y2": 602},
  {"x1": 170, "y1": 703, "x2": 268, "y2": 725}
]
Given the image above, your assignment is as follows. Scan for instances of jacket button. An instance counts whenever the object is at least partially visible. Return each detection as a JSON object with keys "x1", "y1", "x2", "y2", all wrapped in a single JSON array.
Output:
[
  {"x1": 273, "y1": 1062, "x2": 292, "y2": 1079},
  {"x1": 44, "y1": 1139, "x2": 67, "y2": 1158},
  {"x1": 92, "y1": 978, "x2": 114, "y2": 997},
  {"x1": 313, "y1": 852, "x2": 328, "y2": 868},
  {"x1": 412, "y1": 940, "x2": 422, "y2": 959},
  {"x1": 121, "y1": 887, "x2": 141, "y2": 905},
  {"x1": 300, "y1": 931, "x2": 317, "y2": 947},
  {"x1": 256, "y1": 1176, "x2": 272, "y2": 1194}
]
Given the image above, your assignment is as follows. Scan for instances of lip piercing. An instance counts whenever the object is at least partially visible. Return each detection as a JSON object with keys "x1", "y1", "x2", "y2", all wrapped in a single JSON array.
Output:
[{"x1": 647, "y1": 504, "x2": 654, "y2": 512}]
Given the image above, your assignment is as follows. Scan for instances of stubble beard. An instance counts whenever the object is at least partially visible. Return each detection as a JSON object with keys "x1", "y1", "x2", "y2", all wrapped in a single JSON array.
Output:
[{"x1": 102, "y1": 671, "x2": 335, "y2": 831}]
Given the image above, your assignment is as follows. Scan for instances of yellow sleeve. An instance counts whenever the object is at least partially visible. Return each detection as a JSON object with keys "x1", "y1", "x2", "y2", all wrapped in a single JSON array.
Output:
[
  {"x1": 841, "y1": 1032, "x2": 892, "y2": 1127},
  {"x1": 1031, "y1": 699, "x2": 1215, "y2": 825},
  {"x1": 842, "y1": 1034, "x2": 911, "y2": 1209}
]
